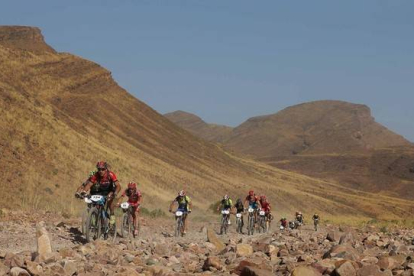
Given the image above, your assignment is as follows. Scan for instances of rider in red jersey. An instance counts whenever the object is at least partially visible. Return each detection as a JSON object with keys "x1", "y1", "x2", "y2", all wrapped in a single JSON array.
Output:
[
  {"x1": 81, "y1": 161, "x2": 121, "y2": 226},
  {"x1": 117, "y1": 182, "x2": 142, "y2": 236},
  {"x1": 259, "y1": 195, "x2": 273, "y2": 228},
  {"x1": 244, "y1": 190, "x2": 261, "y2": 222}
]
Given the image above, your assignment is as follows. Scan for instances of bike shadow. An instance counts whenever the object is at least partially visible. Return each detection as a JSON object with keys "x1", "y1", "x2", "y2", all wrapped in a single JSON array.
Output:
[{"x1": 68, "y1": 227, "x2": 88, "y2": 244}]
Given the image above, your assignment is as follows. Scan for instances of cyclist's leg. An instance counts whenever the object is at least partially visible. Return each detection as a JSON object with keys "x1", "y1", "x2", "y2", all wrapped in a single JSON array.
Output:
[
  {"x1": 182, "y1": 212, "x2": 188, "y2": 233},
  {"x1": 108, "y1": 197, "x2": 116, "y2": 225},
  {"x1": 131, "y1": 205, "x2": 137, "y2": 229}
]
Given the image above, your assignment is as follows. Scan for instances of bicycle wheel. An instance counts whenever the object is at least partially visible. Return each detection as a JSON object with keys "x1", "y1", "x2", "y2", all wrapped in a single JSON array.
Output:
[
  {"x1": 248, "y1": 216, "x2": 254, "y2": 235},
  {"x1": 81, "y1": 207, "x2": 89, "y2": 234},
  {"x1": 109, "y1": 218, "x2": 117, "y2": 243},
  {"x1": 134, "y1": 216, "x2": 140, "y2": 238},
  {"x1": 121, "y1": 213, "x2": 131, "y2": 239},
  {"x1": 175, "y1": 217, "x2": 182, "y2": 237},
  {"x1": 237, "y1": 217, "x2": 243, "y2": 233},
  {"x1": 86, "y1": 208, "x2": 100, "y2": 242},
  {"x1": 220, "y1": 216, "x2": 226, "y2": 235}
]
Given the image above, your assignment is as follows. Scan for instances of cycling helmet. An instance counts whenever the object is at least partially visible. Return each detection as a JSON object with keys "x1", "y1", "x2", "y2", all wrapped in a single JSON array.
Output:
[
  {"x1": 96, "y1": 161, "x2": 107, "y2": 170},
  {"x1": 178, "y1": 190, "x2": 186, "y2": 197},
  {"x1": 224, "y1": 195, "x2": 229, "y2": 200},
  {"x1": 248, "y1": 190, "x2": 254, "y2": 196},
  {"x1": 128, "y1": 182, "x2": 137, "y2": 189}
]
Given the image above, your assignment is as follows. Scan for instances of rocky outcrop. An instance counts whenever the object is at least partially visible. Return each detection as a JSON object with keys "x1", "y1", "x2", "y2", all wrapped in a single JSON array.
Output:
[{"x1": 0, "y1": 26, "x2": 56, "y2": 53}]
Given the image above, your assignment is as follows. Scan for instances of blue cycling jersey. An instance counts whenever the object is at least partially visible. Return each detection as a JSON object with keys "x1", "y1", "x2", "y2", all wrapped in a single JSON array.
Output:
[{"x1": 249, "y1": 202, "x2": 258, "y2": 209}]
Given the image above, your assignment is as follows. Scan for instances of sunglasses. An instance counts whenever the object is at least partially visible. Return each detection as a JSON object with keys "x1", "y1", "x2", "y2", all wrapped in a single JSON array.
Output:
[{"x1": 98, "y1": 168, "x2": 106, "y2": 171}]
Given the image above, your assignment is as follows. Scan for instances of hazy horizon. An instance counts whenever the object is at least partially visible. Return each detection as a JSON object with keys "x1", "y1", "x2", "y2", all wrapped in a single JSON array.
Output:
[{"x1": 1, "y1": 1, "x2": 414, "y2": 141}]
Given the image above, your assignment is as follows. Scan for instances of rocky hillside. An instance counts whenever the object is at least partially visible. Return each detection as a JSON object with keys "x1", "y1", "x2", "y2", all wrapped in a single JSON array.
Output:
[
  {"x1": 225, "y1": 101, "x2": 410, "y2": 158},
  {"x1": 165, "y1": 111, "x2": 232, "y2": 144},
  {"x1": 166, "y1": 102, "x2": 414, "y2": 199},
  {"x1": 1, "y1": 25, "x2": 413, "y2": 220}
]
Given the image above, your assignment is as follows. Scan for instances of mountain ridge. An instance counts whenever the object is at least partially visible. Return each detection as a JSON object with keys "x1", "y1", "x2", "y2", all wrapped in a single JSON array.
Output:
[{"x1": 164, "y1": 101, "x2": 414, "y2": 198}]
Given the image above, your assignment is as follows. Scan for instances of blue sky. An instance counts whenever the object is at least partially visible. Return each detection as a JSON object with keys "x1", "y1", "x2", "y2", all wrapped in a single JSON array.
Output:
[{"x1": 2, "y1": 0, "x2": 414, "y2": 141}]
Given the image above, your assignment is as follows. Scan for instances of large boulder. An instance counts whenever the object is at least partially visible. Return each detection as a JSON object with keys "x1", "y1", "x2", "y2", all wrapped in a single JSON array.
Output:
[
  {"x1": 236, "y1": 244, "x2": 254, "y2": 257},
  {"x1": 207, "y1": 228, "x2": 225, "y2": 252},
  {"x1": 10, "y1": 267, "x2": 30, "y2": 276},
  {"x1": 240, "y1": 266, "x2": 273, "y2": 276},
  {"x1": 291, "y1": 266, "x2": 322, "y2": 276},
  {"x1": 36, "y1": 221, "x2": 52, "y2": 261},
  {"x1": 233, "y1": 258, "x2": 273, "y2": 275},
  {"x1": 327, "y1": 231, "x2": 341, "y2": 242},
  {"x1": 335, "y1": 261, "x2": 357, "y2": 276},
  {"x1": 356, "y1": 265, "x2": 392, "y2": 276},
  {"x1": 324, "y1": 244, "x2": 359, "y2": 261},
  {"x1": 203, "y1": 256, "x2": 222, "y2": 271},
  {"x1": 26, "y1": 261, "x2": 43, "y2": 276}
]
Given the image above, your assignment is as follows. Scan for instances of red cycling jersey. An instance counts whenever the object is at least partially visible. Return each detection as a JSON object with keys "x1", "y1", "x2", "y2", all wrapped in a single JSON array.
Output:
[
  {"x1": 245, "y1": 195, "x2": 259, "y2": 204},
  {"x1": 261, "y1": 201, "x2": 271, "y2": 212},
  {"x1": 89, "y1": 171, "x2": 117, "y2": 195},
  {"x1": 121, "y1": 188, "x2": 142, "y2": 207}
]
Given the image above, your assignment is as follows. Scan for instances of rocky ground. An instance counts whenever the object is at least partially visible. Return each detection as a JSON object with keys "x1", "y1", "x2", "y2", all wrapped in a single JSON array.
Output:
[{"x1": 1, "y1": 210, "x2": 414, "y2": 275}]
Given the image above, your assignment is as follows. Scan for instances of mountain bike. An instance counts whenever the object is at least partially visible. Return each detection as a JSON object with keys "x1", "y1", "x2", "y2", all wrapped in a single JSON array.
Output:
[
  {"x1": 174, "y1": 210, "x2": 186, "y2": 237},
  {"x1": 85, "y1": 195, "x2": 117, "y2": 243},
  {"x1": 220, "y1": 209, "x2": 230, "y2": 235},
  {"x1": 236, "y1": 212, "x2": 243, "y2": 234},
  {"x1": 313, "y1": 218, "x2": 319, "y2": 231},
  {"x1": 257, "y1": 209, "x2": 268, "y2": 233},
  {"x1": 120, "y1": 202, "x2": 140, "y2": 239},
  {"x1": 247, "y1": 207, "x2": 256, "y2": 235}
]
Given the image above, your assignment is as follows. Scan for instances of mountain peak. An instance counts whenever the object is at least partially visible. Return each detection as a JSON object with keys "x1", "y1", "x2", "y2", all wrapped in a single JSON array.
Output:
[{"x1": 0, "y1": 26, "x2": 56, "y2": 53}]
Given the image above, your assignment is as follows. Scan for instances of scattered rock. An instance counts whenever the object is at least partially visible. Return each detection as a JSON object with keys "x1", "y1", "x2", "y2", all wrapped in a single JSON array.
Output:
[
  {"x1": 291, "y1": 265, "x2": 322, "y2": 276},
  {"x1": 236, "y1": 244, "x2": 253, "y2": 257},
  {"x1": 10, "y1": 267, "x2": 30, "y2": 276},
  {"x1": 207, "y1": 228, "x2": 225, "y2": 252},
  {"x1": 36, "y1": 221, "x2": 52, "y2": 261}
]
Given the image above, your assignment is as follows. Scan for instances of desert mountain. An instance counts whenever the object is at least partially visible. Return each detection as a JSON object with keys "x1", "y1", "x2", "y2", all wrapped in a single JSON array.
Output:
[
  {"x1": 225, "y1": 101, "x2": 411, "y2": 157},
  {"x1": 1, "y1": 26, "x2": 413, "y2": 221},
  {"x1": 164, "y1": 110, "x2": 232, "y2": 143},
  {"x1": 166, "y1": 102, "x2": 414, "y2": 199}
]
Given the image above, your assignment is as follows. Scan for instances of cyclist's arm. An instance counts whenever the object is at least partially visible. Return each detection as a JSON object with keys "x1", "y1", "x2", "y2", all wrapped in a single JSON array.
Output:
[
  {"x1": 216, "y1": 201, "x2": 222, "y2": 211},
  {"x1": 169, "y1": 200, "x2": 176, "y2": 212},
  {"x1": 116, "y1": 190, "x2": 126, "y2": 204},
  {"x1": 113, "y1": 181, "x2": 121, "y2": 197},
  {"x1": 82, "y1": 180, "x2": 93, "y2": 193}
]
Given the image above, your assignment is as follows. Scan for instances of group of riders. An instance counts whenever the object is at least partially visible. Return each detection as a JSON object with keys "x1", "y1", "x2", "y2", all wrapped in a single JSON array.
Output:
[{"x1": 75, "y1": 161, "x2": 321, "y2": 238}]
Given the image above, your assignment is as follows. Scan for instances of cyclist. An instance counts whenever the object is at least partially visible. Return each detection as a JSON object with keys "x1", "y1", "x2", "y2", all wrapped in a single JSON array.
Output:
[
  {"x1": 312, "y1": 213, "x2": 319, "y2": 231},
  {"x1": 217, "y1": 195, "x2": 233, "y2": 226},
  {"x1": 244, "y1": 190, "x2": 261, "y2": 222},
  {"x1": 117, "y1": 182, "x2": 142, "y2": 236},
  {"x1": 280, "y1": 217, "x2": 288, "y2": 229},
  {"x1": 217, "y1": 195, "x2": 233, "y2": 213},
  {"x1": 79, "y1": 161, "x2": 121, "y2": 227},
  {"x1": 296, "y1": 211, "x2": 304, "y2": 224},
  {"x1": 169, "y1": 190, "x2": 192, "y2": 235},
  {"x1": 234, "y1": 198, "x2": 245, "y2": 233},
  {"x1": 259, "y1": 195, "x2": 272, "y2": 229}
]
